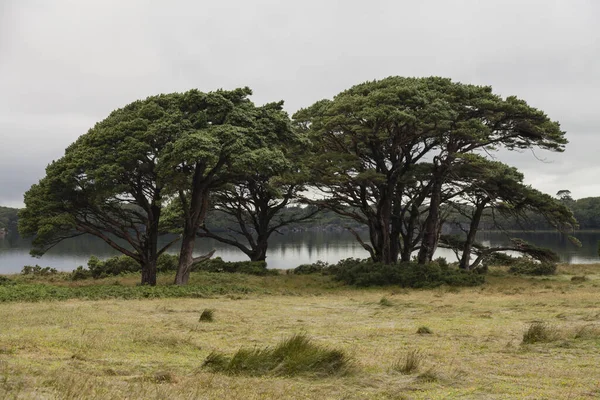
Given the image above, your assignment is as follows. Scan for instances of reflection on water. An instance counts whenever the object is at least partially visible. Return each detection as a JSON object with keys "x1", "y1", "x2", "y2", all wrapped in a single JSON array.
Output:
[{"x1": 1, "y1": 230, "x2": 599, "y2": 273}]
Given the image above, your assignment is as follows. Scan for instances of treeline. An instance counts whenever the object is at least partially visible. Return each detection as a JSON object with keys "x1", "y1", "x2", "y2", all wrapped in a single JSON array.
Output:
[
  {"x1": 0, "y1": 207, "x2": 18, "y2": 235},
  {"x1": 17, "y1": 77, "x2": 576, "y2": 286},
  {"x1": 443, "y1": 196, "x2": 600, "y2": 231}
]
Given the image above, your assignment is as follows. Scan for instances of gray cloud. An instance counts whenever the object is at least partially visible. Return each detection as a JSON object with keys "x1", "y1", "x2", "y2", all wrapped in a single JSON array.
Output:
[{"x1": 1, "y1": 0, "x2": 598, "y2": 206}]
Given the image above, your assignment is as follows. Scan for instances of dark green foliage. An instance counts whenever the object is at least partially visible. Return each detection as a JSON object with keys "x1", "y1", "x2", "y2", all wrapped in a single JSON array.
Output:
[
  {"x1": 87, "y1": 255, "x2": 139, "y2": 278},
  {"x1": 433, "y1": 257, "x2": 449, "y2": 269},
  {"x1": 156, "y1": 253, "x2": 179, "y2": 273},
  {"x1": 508, "y1": 258, "x2": 557, "y2": 276},
  {"x1": 21, "y1": 265, "x2": 58, "y2": 276},
  {"x1": 0, "y1": 276, "x2": 15, "y2": 286},
  {"x1": 71, "y1": 253, "x2": 181, "y2": 280},
  {"x1": 522, "y1": 322, "x2": 557, "y2": 344},
  {"x1": 202, "y1": 333, "x2": 351, "y2": 377},
  {"x1": 70, "y1": 266, "x2": 92, "y2": 281},
  {"x1": 291, "y1": 260, "x2": 329, "y2": 275},
  {"x1": 197, "y1": 257, "x2": 277, "y2": 276},
  {"x1": 331, "y1": 258, "x2": 484, "y2": 288},
  {"x1": 199, "y1": 309, "x2": 214, "y2": 322},
  {"x1": 0, "y1": 206, "x2": 19, "y2": 235},
  {"x1": 483, "y1": 252, "x2": 519, "y2": 267}
]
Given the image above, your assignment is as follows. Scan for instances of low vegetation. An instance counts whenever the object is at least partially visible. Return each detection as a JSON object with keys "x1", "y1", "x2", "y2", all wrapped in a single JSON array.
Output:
[
  {"x1": 203, "y1": 333, "x2": 351, "y2": 377},
  {"x1": 1, "y1": 263, "x2": 600, "y2": 398}
]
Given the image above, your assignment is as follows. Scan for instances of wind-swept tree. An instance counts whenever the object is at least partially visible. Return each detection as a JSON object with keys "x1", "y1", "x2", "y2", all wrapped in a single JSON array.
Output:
[
  {"x1": 442, "y1": 155, "x2": 577, "y2": 269},
  {"x1": 196, "y1": 119, "x2": 317, "y2": 261},
  {"x1": 159, "y1": 90, "x2": 298, "y2": 284},
  {"x1": 295, "y1": 76, "x2": 568, "y2": 265},
  {"x1": 19, "y1": 94, "x2": 185, "y2": 285}
]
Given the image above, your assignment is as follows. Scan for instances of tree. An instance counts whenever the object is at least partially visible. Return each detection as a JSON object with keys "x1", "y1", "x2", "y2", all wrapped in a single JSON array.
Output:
[
  {"x1": 443, "y1": 155, "x2": 577, "y2": 269},
  {"x1": 196, "y1": 139, "x2": 318, "y2": 261},
  {"x1": 158, "y1": 90, "x2": 297, "y2": 284},
  {"x1": 295, "y1": 77, "x2": 568, "y2": 265},
  {"x1": 19, "y1": 94, "x2": 185, "y2": 285},
  {"x1": 294, "y1": 78, "x2": 440, "y2": 264}
]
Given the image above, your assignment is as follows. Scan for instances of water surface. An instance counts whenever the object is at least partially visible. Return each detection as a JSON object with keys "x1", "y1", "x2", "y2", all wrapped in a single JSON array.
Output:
[{"x1": 1, "y1": 230, "x2": 598, "y2": 274}]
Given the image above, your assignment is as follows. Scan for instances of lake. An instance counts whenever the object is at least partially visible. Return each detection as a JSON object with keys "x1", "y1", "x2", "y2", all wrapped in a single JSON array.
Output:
[{"x1": 0, "y1": 230, "x2": 599, "y2": 274}]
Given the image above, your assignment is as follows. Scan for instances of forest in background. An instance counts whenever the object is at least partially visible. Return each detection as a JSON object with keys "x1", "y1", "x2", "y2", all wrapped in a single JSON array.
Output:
[{"x1": 3, "y1": 194, "x2": 600, "y2": 236}]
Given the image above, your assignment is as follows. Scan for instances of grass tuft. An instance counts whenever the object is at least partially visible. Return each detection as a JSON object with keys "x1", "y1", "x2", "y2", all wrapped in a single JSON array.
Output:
[
  {"x1": 522, "y1": 322, "x2": 557, "y2": 344},
  {"x1": 417, "y1": 326, "x2": 433, "y2": 335},
  {"x1": 199, "y1": 309, "x2": 214, "y2": 322},
  {"x1": 150, "y1": 371, "x2": 177, "y2": 384},
  {"x1": 416, "y1": 367, "x2": 440, "y2": 383},
  {"x1": 392, "y1": 349, "x2": 423, "y2": 374},
  {"x1": 571, "y1": 276, "x2": 588, "y2": 283},
  {"x1": 379, "y1": 297, "x2": 393, "y2": 307},
  {"x1": 203, "y1": 333, "x2": 351, "y2": 377},
  {"x1": 574, "y1": 324, "x2": 600, "y2": 339}
]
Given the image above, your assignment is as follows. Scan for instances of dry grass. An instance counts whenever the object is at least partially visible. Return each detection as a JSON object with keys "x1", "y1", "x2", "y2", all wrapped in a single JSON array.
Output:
[{"x1": 1, "y1": 264, "x2": 600, "y2": 398}]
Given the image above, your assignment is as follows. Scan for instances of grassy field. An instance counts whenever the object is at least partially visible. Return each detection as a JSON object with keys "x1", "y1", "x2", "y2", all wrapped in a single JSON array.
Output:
[{"x1": 1, "y1": 265, "x2": 600, "y2": 399}]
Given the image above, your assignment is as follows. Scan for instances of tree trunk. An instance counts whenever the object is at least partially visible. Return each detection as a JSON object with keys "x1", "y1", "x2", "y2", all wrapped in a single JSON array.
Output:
[
  {"x1": 249, "y1": 238, "x2": 268, "y2": 262},
  {"x1": 140, "y1": 204, "x2": 161, "y2": 286},
  {"x1": 418, "y1": 178, "x2": 442, "y2": 264},
  {"x1": 141, "y1": 258, "x2": 157, "y2": 286},
  {"x1": 459, "y1": 200, "x2": 487, "y2": 270},
  {"x1": 175, "y1": 224, "x2": 196, "y2": 285}
]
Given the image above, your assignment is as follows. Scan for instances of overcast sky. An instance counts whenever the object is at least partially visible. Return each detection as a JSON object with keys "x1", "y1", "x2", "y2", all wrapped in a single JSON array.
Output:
[{"x1": 0, "y1": 0, "x2": 598, "y2": 207}]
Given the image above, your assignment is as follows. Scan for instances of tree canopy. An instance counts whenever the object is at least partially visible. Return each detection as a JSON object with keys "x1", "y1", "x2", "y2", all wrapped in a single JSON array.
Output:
[
  {"x1": 294, "y1": 76, "x2": 570, "y2": 266},
  {"x1": 18, "y1": 76, "x2": 576, "y2": 285}
]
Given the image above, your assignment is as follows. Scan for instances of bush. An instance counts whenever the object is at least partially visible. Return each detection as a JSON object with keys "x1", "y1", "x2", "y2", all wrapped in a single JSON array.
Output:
[
  {"x1": 196, "y1": 257, "x2": 277, "y2": 276},
  {"x1": 203, "y1": 333, "x2": 351, "y2": 377},
  {"x1": 157, "y1": 253, "x2": 179, "y2": 272},
  {"x1": 70, "y1": 266, "x2": 92, "y2": 281},
  {"x1": 508, "y1": 258, "x2": 557, "y2": 276},
  {"x1": 291, "y1": 260, "x2": 330, "y2": 275},
  {"x1": 331, "y1": 258, "x2": 484, "y2": 288},
  {"x1": 87, "y1": 255, "x2": 139, "y2": 278},
  {"x1": 483, "y1": 252, "x2": 519, "y2": 267},
  {"x1": 21, "y1": 265, "x2": 58, "y2": 276},
  {"x1": 70, "y1": 253, "x2": 180, "y2": 280},
  {"x1": 0, "y1": 276, "x2": 15, "y2": 285},
  {"x1": 433, "y1": 257, "x2": 449, "y2": 269}
]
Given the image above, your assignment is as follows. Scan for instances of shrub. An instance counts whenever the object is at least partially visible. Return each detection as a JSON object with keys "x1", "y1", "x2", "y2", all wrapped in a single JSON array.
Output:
[
  {"x1": 483, "y1": 252, "x2": 519, "y2": 267},
  {"x1": 291, "y1": 260, "x2": 329, "y2": 275},
  {"x1": 433, "y1": 257, "x2": 449, "y2": 269},
  {"x1": 0, "y1": 276, "x2": 15, "y2": 285},
  {"x1": 196, "y1": 257, "x2": 277, "y2": 276},
  {"x1": 331, "y1": 258, "x2": 484, "y2": 288},
  {"x1": 70, "y1": 266, "x2": 92, "y2": 281},
  {"x1": 199, "y1": 309, "x2": 214, "y2": 322},
  {"x1": 21, "y1": 265, "x2": 58, "y2": 276},
  {"x1": 202, "y1": 333, "x2": 351, "y2": 377},
  {"x1": 156, "y1": 253, "x2": 179, "y2": 272},
  {"x1": 522, "y1": 322, "x2": 557, "y2": 344},
  {"x1": 70, "y1": 253, "x2": 180, "y2": 280},
  {"x1": 392, "y1": 349, "x2": 423, "y2": 374},
  {"x1": 509, "y1": 259, "x2": 557, "y2": 276},
  {"x1": 87, "y1": 255, "x2": 140, "y2": 278}
]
